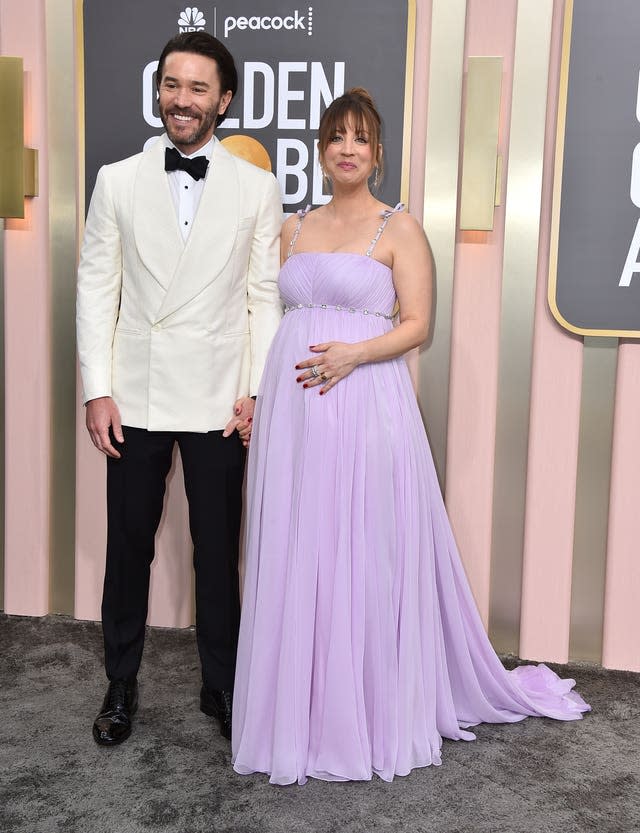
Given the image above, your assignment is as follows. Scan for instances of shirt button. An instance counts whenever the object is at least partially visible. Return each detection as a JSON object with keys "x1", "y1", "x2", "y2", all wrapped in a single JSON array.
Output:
[{"x1": 152, "y1": 323, "x2": 161, "y2": 332}]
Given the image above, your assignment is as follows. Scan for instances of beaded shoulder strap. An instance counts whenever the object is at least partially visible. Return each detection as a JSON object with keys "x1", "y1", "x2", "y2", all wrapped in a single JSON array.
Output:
[
  {"x1": 366, "y1": 202, "x2": 405, "y2": 258},
  {"x1": 287, "y1": 204, "x2": 312, "y2": 258}
]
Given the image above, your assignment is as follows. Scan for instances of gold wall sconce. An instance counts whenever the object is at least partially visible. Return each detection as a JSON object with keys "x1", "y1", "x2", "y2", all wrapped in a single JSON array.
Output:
[
  {"x1": 0, "y1": 57, "x2": 39, "y2": 219},
  {"x1": 459, "y1": 56, "x2": 503, "y2": 231}
]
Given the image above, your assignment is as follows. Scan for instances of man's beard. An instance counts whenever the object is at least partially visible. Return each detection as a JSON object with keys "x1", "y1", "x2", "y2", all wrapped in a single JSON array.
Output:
[{"x1": 160, "y1": 104, "x2": 218, "y2": 149}]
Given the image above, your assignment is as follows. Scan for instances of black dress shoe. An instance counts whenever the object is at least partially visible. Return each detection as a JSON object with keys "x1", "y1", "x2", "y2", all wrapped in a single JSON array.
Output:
[
  {"x1": 200, "y1": 687, "x2": 233, "y2": 740},
  {"x1": 92, "y1": 678, "x2": 139, "y2": 746}
]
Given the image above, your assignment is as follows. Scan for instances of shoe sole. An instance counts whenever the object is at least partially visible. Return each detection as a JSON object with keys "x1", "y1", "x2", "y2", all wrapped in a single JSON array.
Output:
[{"x1": 92, "y1": 725, "x2": 132, "y2": 746}]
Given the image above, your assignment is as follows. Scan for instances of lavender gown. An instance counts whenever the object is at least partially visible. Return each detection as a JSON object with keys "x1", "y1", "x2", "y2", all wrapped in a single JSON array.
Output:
[{"x1": 232, "y1": 206, "x2": 589, "y2": 785}]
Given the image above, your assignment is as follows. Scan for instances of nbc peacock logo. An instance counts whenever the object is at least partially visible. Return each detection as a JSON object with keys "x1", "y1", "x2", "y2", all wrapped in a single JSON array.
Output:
[{"x1": 178, "y1": 7, "x2": 206, "y2": 32}]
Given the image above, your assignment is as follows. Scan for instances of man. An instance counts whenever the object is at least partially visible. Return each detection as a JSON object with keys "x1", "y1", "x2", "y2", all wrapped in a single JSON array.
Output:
[{"x1": 76, "y1": 32, "x2": 282, "y2": 746}]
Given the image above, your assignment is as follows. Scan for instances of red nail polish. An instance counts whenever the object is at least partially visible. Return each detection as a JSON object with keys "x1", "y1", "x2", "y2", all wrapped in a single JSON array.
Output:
[
  {"x1": 309, "y1": 345, "x2": 316, "y2": 349},
  {"x1": 303, "y1": 383, "x2": 308, "y2": 389},
  {"x1": 296, "y1": 377, "x2": 302, "y2": 382},
  {"x1": 295, "y1": 365, "x2": 301, "y2": 370},
  {"x1": 319, "y1": 390, "x2": 324, "y2": 396}
]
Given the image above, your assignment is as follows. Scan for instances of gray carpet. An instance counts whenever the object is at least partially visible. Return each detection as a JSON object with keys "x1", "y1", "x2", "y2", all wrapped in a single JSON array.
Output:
[{"x1": 1, "y1": 614, "x2": 638, "y2": 833}]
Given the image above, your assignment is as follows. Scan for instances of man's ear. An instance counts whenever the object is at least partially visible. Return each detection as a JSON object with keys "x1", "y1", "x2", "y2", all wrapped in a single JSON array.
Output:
[{"x1": 219, "y1": 90, "x2": 233, "y2": 116}]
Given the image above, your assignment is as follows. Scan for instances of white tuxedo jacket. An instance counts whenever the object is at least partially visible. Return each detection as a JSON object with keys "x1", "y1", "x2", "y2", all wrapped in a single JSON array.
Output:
[{"x1": 77, "y1": 136, "x2": 283, "y2": 432}]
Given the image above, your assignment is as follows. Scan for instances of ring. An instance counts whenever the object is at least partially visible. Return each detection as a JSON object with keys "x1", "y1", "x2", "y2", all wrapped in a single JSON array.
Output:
[
  {"x1": 310, "y1": 365, "x2": 320, "y2": 378},
  {"x1": 320, "y1": 373, "x2": 328, "y2": 382}
]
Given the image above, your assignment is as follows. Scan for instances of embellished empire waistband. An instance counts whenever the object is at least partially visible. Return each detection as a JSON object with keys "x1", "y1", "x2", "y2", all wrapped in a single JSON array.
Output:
[{"x1": 283, "y1": 303, "x2": 394, "y2": 320}]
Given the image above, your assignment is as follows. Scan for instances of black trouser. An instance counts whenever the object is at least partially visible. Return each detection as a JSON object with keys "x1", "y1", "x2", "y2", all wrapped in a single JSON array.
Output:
[{"x1": 101, "y1": 426, "x2": 245, "y2": 691}]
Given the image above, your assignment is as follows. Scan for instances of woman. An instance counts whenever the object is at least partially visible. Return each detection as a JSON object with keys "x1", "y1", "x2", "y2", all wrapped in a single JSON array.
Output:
[{"x1": 232, "y1": 88, "x2": 589, "y2": 785}]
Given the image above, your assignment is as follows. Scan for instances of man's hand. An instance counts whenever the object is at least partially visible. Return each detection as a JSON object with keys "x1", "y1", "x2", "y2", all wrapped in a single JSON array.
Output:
[
  {"x1": 223, "y1": 397, "x2": 255, "y2": 447},
  {"x1": 86, "y1": 396, "x2": 124, "y2": 458}
]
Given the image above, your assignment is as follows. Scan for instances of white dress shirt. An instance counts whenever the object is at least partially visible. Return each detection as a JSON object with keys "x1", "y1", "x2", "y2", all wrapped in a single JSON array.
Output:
[{"x1": 163, "y1": 135, "x2": 214, "y2": 241}]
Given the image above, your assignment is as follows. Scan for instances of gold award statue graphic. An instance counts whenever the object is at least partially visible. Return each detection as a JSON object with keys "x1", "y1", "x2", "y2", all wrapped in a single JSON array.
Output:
[{"x1": 221, "y1": 135, "x2": 272, "y2": 172}]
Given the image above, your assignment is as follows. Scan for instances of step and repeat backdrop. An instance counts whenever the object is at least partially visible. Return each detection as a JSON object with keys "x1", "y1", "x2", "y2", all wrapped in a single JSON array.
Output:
[
  {"x1": 3, "y1": 0, "x2": 636, "y2": 670},
  {"x1": 82, "y1": 1, "x2": 414, "y2": 213}
]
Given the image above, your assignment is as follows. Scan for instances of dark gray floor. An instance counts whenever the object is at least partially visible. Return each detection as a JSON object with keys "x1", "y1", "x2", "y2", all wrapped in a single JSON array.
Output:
[{"x1": 1, "y1": 614, "x2": 638, "y2": 833}]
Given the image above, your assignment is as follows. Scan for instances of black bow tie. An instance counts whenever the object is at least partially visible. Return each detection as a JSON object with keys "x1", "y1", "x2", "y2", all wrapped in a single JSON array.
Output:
[{"x1": 164, "y1": 146, "x2": 209, "y2": 181}]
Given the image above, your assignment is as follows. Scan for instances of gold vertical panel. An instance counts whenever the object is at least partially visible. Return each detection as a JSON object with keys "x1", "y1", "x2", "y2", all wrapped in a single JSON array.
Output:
[
  {"x1": 420, "y1": 0, "x2": 467, "y2": 486},
  {"x1": 489, "y1": 0, "x2": 553, "y2": 654},
  {"x1": 400, "y1": 0, "x2": 417, "y2": 203},
  {"x1": 569, "y1": 337, "x2": 617, "y2": 662},
  {"x1": 76, "y1": 0, "x2": 85, "y2": 222},
  {"x1": 0, "y1": 58, "x2": 25, "y2": 219},
  {"x1": 23, "y1": 148, "x2": 39, "y2": 197},
  {"x1": 46, "y1": 0, "x2": 79, "y2": 614},
  {"x1": 494, "y1": 153, "x2": 503, "y2": 206},
  {"x1": 459, "y1": 56, "x2": 503, "y2": 231}
]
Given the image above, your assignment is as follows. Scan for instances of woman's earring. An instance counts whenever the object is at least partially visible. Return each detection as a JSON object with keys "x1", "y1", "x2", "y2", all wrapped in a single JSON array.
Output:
[{"x1": 373, "y1": 167, "x2": 380, "y2": 190}]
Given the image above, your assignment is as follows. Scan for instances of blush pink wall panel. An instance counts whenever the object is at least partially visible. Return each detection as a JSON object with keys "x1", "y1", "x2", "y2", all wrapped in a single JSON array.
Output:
[
  {"x1": 519, "y1": 0, "x2": 583, "y2": 663},
  {"x1": 408, "y1": 0, "x2": 431, "y2": 221},
  {"x1": 602, "y1": 342, "x2": 640, "y2": 672},
  {"x1": 74, "y1": 397, "x2": 106, "y2": 620},
  {"x1": 445, "y1": 0, "x2": 517, "y2": 624},
  {"x1": 147, "y1": 454, "x2": 193, "y2": 629},
  {"x1": 406, "y1": 0, "x2": 432, "y2": 385},
  {"x1": 1, "y1": 0, "x2": 52, "y2": 615}
]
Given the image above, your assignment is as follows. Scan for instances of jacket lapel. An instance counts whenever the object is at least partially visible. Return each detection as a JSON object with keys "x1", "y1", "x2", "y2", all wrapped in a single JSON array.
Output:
[
  {"x1": 154, "y1": 138, "x2": 240, "y2": 322},
  {"x1": 133, "y1": 138, "x2": 184, "y2": 291}
]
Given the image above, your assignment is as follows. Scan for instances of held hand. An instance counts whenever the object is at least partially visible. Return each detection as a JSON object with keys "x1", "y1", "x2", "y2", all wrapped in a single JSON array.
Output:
[
  {"x1": 237, "y1": 418, "x2": 253, "y2": 448},
  {"x1": 295, "y1": 342, "x2": 363, "y2": 395},
  {"x1": 85, "y1": 396, "x2": 124, "y2": 458},
  {"x1": 223, "y1": 397, "x2": 255, "y2": 444}
]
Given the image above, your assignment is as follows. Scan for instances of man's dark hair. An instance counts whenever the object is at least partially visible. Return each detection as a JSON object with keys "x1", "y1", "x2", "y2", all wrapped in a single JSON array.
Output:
[{"x1": 156, "y1": 33, "x2": 238, "y2": 126}]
